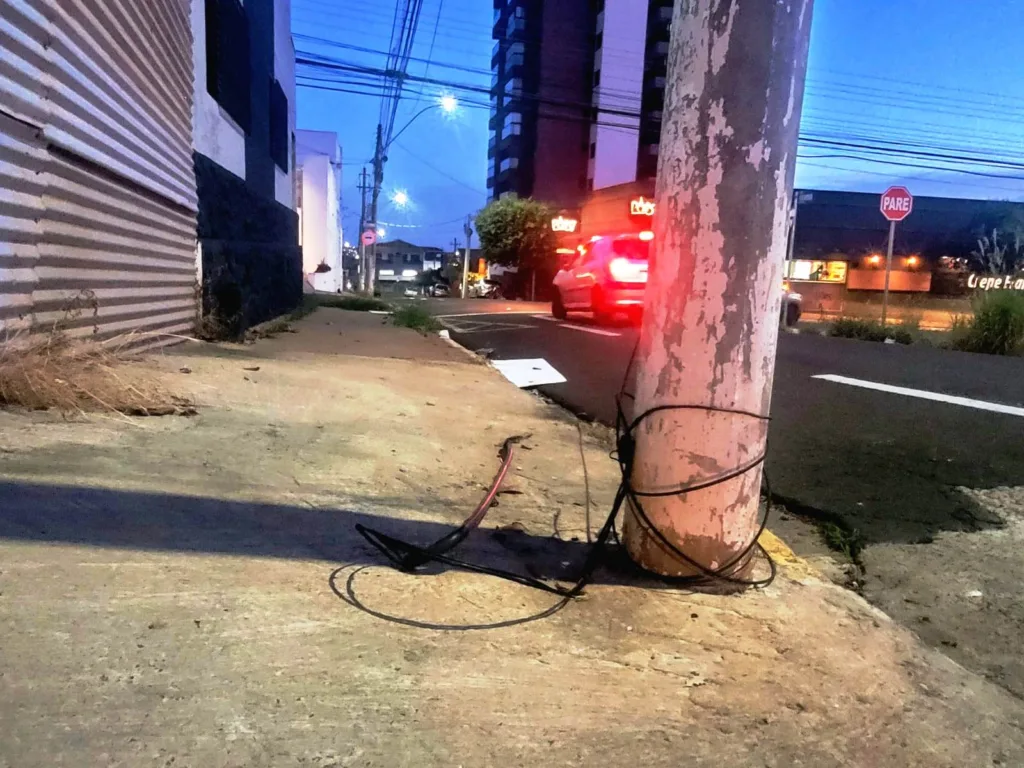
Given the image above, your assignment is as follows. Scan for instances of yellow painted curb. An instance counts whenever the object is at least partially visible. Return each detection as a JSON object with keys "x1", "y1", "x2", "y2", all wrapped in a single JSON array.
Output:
[{"x1": 760, "y1": 528, "x2": 823, "y2": 582}]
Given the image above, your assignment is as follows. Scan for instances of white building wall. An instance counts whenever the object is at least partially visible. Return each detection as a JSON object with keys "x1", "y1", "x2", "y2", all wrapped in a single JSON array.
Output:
[
  {"x1": 274, "y1": 0, "x2": 297, "y2": 208},
  {"x1": 191, "y1": 0, "x2": 247, "y2": 179},
  {"x1": 591, "y1": 0, "x2": 649, "y2": 190},
  {"x1": 297, "y1": 130, "x2": 343, "y2": 292}
]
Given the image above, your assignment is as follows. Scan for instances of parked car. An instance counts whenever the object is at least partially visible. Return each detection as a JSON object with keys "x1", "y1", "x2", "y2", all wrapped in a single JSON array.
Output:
[
  {"x1": 425, "y1": 283, "x2": 450, "y2": 298},
  {"x1": 552, "y1": 234, "x2": 803, "y2": 325},
  {"x1": 467, "y1": 278, "x2": 504, "y2": 299}
]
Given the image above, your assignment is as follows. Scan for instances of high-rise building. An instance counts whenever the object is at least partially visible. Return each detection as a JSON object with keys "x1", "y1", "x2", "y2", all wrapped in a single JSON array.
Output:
[
  {"x1": 488, "y1": 0, "x2": 674, "y2": 207},
  {"x1": 488, "y1": 0, "x2": 595, "y2": 208}
]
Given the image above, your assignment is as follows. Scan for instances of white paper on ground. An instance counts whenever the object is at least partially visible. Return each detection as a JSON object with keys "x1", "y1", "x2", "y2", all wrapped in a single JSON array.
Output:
[{"x1": 491, "y1": 358, "x2": 567, "y2": 388}]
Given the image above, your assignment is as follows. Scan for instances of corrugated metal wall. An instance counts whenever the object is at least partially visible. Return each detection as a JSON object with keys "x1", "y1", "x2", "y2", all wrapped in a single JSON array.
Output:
[{"x1": 0, "y1": 0, "x2": 197, "y2": 340}]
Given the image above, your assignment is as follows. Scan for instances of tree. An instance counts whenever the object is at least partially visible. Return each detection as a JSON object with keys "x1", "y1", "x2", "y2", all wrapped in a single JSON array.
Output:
[{"x1": 475, "y1": 195, "x2": 557, "y2": 271}]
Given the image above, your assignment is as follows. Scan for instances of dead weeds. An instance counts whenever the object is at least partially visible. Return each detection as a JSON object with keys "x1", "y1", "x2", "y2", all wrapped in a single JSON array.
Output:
[{"x1": 0, "y1": 328, "x2": 195, "y2": 419}]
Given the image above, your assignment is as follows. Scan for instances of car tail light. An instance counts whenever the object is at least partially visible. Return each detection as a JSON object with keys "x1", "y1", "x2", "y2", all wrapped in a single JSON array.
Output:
[{"x1": 608, "y1": 257, "x2": 648, "y2": 283}]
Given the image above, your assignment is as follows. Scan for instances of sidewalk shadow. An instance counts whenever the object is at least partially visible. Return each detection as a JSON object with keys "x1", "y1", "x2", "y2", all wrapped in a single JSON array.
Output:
[{"x1": 0, "y1": 479, "x2": 693, "y2": 593}]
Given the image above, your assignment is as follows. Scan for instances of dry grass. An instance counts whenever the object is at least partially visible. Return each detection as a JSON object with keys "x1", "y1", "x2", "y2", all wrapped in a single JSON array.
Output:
[{"x1": 0, "y1": 328, "x2": 195, "y2": 418}]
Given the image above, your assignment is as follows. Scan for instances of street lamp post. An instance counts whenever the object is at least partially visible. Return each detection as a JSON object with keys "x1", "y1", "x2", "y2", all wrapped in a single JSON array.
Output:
[{"x1": 366, "y1": 95, "x2": 458, "y2": 297}]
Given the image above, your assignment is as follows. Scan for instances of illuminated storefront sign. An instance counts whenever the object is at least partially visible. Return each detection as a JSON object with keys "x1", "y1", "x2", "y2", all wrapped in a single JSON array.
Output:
[
  {"x1": 629, "y1": 196, "x2": 656, "y2": 217},
  {"x1": 551, "y1": 215, "x2": 579, "y2": 233},
  {"x1": 968, "y1": 273, "x2": 1024, "y2": 291}
]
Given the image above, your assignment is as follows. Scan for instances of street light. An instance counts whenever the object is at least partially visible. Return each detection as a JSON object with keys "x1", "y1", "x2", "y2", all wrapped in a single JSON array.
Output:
[
  {"x1": 391, "y1": 189, "x2": 410, "y2": 209},
  {"x1": 439, "y1": 93, "x2": 458, "y2": 116},
  {"x1": 386, "y1": 95, "x2": 460, "y2": 150}
]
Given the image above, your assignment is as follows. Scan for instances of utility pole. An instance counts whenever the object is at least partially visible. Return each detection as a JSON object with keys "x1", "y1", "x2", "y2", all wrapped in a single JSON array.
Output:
[
  {"x1": 622, "y1": 0, "x2": 815, "y2": 578},
  {"x1": 357, "y1": 166, "x2": 370, "y2": 292},
  {"x1": 367, "y1": 123, "x2": 385, "y2": 296},
  {"x1": 462, "y1": 216, "x2": 473, "y2": 299}
]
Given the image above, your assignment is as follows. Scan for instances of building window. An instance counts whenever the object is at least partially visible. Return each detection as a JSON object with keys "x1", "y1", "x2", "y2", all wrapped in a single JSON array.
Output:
[
  {"x1": 269, "y1": 79, "x2": 289, "y2": 171},
  {"x1": 653, "y1": 76, "x2": 666, "y2": 88},
  {"x1": 648, "y1": 143, "x2": 660, "y2": 155},
  {"x1": 595, "y1": 32, "x2": 603, "y2": 51},
  {"x1": 655, "y1": 41, "x2": 669, "y2": 56},
  {"x1": 506, "y1": 6, "x2": 526, "y2": 37},
  {"x1": 205, "y1": 0, "x2": 251, "y2": 131},
  {"x1": 659, "y1": 5, "x2": 672, "y2": 20},
  {"x1": 589, "y1": 142, "x2": 596, "y2": 159},
  {"x1": 507, "y1": 41, "x2": 525, "y2": 68},
  {"x1": 593, "y1": 69, "x2": 601, "y2": 87},
  {"x1": 503, "y1": 111, "x2": 522, "y2": 139},
  {"x1": 500, "y1": 157, "x2": 519, "y2": 172}
]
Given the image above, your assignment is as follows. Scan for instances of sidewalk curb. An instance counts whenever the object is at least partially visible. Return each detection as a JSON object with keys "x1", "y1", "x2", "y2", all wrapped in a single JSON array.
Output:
[
  {"x1": 437, "y1": 330, "x2": 486, "y2": 364},
  {"x1": 759, "y1": 528, "x2": 824, "y2": 582}
]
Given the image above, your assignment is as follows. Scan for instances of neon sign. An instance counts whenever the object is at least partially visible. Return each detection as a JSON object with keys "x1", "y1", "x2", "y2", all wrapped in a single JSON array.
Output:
[
  {"x1": 551, "y1": 215, "x2": 579, "y2": 233},
  {"x1": 630, "y1": 196, "x2": 656, "y2": 217}
]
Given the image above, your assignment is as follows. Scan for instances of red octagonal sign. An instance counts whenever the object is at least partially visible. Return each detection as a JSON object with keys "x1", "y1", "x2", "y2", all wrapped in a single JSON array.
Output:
[{"x1": 880, "y1": 186, "x2": 913, "y2": 222}]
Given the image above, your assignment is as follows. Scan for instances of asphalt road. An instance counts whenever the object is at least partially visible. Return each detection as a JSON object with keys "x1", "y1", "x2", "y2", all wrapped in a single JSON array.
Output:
[{"x1": 432, "y1": 300, "x2": 1024, "y2": 546}]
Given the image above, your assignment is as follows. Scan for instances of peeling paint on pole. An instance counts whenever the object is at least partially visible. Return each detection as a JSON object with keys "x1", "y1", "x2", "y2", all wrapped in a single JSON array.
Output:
[{"x1": 623, "y1": 0, "x2": 815, "y2": 578}]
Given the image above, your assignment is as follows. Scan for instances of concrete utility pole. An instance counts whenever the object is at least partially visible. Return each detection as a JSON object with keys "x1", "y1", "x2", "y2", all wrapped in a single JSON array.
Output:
[
  {"x1": 462, "y1": 216, "x2": 473, "y2": 299},
  {"x1": 357, "y1": 166, "x2": 370, "y2": 292},
  {"x1": 367, "y1": 123, "x2": 384, "y2": 296},
  {"x1": 623, "y1": 0, "x2": 815, "y2": 578}
]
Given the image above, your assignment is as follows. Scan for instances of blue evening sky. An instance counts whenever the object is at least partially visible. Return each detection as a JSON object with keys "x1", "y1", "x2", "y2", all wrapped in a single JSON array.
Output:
[{"x1": 292, "y1": 0, "x2": 1024, "y2": 249}]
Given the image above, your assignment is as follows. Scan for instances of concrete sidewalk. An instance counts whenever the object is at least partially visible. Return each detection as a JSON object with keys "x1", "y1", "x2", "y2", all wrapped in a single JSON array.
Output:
[{"x1": 1, "y1": 307, "x2": 1022, "y2": 767}]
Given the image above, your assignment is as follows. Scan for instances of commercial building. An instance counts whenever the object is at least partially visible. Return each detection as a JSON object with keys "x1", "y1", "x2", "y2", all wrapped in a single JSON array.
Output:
[
  {"x1": 296, "y1": 130, "x2": 343, "y2": 293},
  {"x1": 558, "y1": 181, "x2": 1024, "y2": 310},
  {"x1": 193, "y1": 0, "x2": 302, "y2": 334},
  {"x1": 488, "y1": 0, "x2": 672, "y2": 209}
]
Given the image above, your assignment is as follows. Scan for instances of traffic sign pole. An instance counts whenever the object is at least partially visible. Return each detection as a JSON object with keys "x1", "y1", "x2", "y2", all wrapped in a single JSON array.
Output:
[
  {"x1": 878, "y1": 185, "x2": 913, "y2": 325},
  {"x1": 882, "y1": 219, "x2": 896, "y2": 325}
]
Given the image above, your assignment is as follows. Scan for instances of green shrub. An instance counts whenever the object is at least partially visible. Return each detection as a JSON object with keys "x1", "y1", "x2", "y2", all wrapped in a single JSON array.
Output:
[
  {"x1": 828, "y1": 318, "x2": 913, "y2": 345},
  {"x1": 949, "y1": 290, "x2": 1024, "y2": 356},
  {"x1": 316, "y1": 294, "x2": 393, "y2": 313},
  {"x1": 390, "y1": 305, "x2": 441, "y2": 335}
]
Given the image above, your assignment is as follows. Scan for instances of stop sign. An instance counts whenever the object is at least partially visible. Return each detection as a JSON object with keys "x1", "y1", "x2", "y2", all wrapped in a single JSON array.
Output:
[{"x1": 880, "y1": 186, "x2": 913, "y2": 222}]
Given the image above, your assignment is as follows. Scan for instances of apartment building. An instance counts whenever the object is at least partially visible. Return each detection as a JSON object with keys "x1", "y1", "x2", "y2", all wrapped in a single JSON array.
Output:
[{"x1": 488, "y1": 0, "x2": 674, "y2": 208}]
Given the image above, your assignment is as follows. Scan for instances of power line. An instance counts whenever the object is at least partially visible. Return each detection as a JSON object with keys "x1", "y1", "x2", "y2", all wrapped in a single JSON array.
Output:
[
  {"x1": 393, "y1": 141, "x2": 487, "y2": 194},
  {"x1": 797, "y1": 159, "x2": 1024, "y2": 196},
  {"x1": 405, "y1": 0, "x2": 445, "y2": 113}
]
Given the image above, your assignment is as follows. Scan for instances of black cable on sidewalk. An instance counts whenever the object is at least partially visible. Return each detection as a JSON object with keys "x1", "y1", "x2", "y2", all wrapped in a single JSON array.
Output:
[{"x1": 341, "y1": 341, "x2": 777, "y2": 629}]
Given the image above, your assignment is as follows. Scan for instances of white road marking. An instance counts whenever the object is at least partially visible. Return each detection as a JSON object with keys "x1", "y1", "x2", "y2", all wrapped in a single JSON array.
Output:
[
  {"x1": 813, "y1": 374, "x2": 1024, "y2": 418},
  {"x1": 532, "y1": 315, "x2": 621, "y2": 337},
  {"x1": 439, "y1": 318, "x2": 537, "y2": 334},
  {"x1": 434, "y1": 311, "x2": 544, "y2": 319}
]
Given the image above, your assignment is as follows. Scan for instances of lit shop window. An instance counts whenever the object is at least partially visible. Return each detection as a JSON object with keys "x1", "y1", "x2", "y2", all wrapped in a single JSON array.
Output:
[{"x1": 785, "y1": 260, "x2": 848, "y2": 283}]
